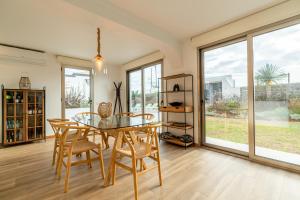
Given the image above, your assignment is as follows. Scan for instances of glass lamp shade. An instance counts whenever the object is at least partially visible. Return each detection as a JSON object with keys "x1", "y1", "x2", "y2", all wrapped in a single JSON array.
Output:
[{"x1": 94, "y1": 55, "x2": 104, "y2": 71}]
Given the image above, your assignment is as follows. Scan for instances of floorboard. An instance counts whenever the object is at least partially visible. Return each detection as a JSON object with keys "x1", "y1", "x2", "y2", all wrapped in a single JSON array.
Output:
[{"x1": 1, "y1": 138, "x2": 300, "y2": 200}]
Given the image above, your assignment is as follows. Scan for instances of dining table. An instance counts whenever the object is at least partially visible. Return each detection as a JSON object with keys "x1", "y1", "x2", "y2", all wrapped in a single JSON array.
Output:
[{"x1": 73, "y1": 113, "x2": 159, "y2": 186}]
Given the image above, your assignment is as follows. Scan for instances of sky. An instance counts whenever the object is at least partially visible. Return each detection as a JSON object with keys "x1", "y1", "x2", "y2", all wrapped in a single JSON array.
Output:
[
  {"x1": 129, "y1": 64, "x2": 161, "y2": 93},
  {"x1": 204, "y1": 22, "x2": 300, "y2": 87}
]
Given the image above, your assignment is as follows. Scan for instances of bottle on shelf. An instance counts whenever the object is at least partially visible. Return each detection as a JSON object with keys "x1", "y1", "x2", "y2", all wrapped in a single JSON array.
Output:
[
  {"x1": 6, "y1": 93, "x2": 13, "y2": 103},
  {"x1": 7, "y1": 120, "x2": 14, "y2": 129}
]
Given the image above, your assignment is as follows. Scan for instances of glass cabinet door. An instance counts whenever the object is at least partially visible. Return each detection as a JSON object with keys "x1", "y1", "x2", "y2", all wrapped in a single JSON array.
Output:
[
  {"x1": 36, "y1": 91, "x2": 44, "y2": 139},
  {"x1": 15, "y1": 91, "x2": 25, "y2": 142},
  {"x1": 27, "y1": 91, "x2": 36, "y2": 140},
  {"x1": 4, "y1": 90, "x2": 25, "y2": 143}
]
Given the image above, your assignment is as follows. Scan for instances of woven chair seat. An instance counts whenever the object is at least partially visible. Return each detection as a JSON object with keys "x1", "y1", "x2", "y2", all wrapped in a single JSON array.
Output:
[
  {"x1": 64, "y1": 140, "x2": 99, "y2": 154},
  {"x1": 118, "y1": 142, "x2": 157, "y2": 159}
]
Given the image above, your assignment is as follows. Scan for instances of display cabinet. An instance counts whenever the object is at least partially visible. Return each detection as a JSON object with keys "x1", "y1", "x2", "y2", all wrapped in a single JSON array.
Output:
[{"x1": 2, "y1": 86, "x2": 45, "y2": 145}]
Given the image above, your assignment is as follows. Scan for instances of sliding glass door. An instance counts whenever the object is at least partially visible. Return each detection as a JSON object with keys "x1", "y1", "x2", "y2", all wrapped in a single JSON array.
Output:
[
  {"x1": 128, "y1": 69, "x2": 142, "y2": 114},
  {"x1": 202, "y1": 39, "x2": 249, "y2": 153},
  {"x1": 253, "y1": 22, "x2": 300, "y2": 165},
  {"x1": 62, "y1": 67, "x2": 93, "y2": 119},
  {"x1": 127, "y1": 61, "x2": 162, "y2": 119},
  {"x1": 201, "y1": 19, "x2": 300, "y2": 169}
]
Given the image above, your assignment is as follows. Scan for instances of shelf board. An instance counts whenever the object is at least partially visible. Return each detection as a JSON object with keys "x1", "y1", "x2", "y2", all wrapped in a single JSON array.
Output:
[
  {"x1": 160, "y1": 137, "x2": 193, "y2": 147},
  {"x1": 159, "y1": 106, "x2": 193, "y2": 113},
  {"x1": 162, "y1": 123, "x2": 193, "y2": 130},
  {"x1": 160, "y1": 73, "x2": 193, "y2": 80},
  {"x1": 160, "y1": 90, "x2": 192, "y2": 93}
]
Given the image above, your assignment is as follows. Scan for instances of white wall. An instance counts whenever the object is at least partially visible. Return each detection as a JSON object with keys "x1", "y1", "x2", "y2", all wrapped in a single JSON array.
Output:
[
  {"x1": 94, "y1": 65, "x2": 121, "y2": 112},
  {"x1": 0, "y1": 51, "x2": 61, "y2": 142},
  {"x1": 0, "y1": 47, "x2": 121, "y2": 143}
]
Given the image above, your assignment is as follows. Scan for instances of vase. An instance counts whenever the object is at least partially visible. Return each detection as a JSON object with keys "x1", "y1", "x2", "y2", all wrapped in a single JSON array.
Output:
[{"x1": 19, "y1": 77, "x2": 31, "y2": 89}]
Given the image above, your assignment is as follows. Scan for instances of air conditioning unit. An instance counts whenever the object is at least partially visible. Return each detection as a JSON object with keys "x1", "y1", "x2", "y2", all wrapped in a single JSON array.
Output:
[{"x1": 0, "y1": 44, "x2": 46, "y2": 66}]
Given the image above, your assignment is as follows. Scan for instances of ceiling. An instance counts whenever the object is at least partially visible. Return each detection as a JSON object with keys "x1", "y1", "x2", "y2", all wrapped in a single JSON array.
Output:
[
  {"x1": 0, "y1": 0, "x2": 160, "y2": 66},
  {"x1": 0, "y1": 0, "x2": 286, "y2": 66},
  {"x1": 109, "y1": 0, "x2": 285, "y2": 39}
]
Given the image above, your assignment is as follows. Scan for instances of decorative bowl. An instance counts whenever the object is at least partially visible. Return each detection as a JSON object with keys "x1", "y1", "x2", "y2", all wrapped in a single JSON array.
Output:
[{"x1": 169, "y1": 102, "x2": 183, "y2": 107}]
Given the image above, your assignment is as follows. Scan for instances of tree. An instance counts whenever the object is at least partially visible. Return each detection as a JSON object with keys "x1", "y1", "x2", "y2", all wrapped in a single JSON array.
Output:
[
  {"x1": 131, "y1": 90, "x2": 141, "y2": 107},
  {"x1": 255, "y1": 63, "x2": 286, "y2": 86}
]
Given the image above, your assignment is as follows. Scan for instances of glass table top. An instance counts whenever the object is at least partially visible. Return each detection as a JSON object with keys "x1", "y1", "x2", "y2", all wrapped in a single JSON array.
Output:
[{"x1": 73, "y1": 113, "x2": 159, "y2": 130}]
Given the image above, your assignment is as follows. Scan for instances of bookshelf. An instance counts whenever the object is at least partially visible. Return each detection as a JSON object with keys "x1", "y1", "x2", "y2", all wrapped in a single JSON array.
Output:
[{"x1": 158, "y1": 73, "x2": 194, "y2": 148}]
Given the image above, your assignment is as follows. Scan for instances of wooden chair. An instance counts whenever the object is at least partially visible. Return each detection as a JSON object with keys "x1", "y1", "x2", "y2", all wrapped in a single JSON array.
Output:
[
  {"x1": 75, "y1": 112, "x2": 108, "y2": 148},
  {"x1": 115, "y1": 112, "x2": 134, "y2": 117},
  {"x1": 52, "y1": 122, "x2": 105, "y2": 193},
  {"x1": 47, "y1": 118, "x2": 72, "y2": 166},
  {"x1": 111, "y1": 124, "x2": 162, "y2": 200}
]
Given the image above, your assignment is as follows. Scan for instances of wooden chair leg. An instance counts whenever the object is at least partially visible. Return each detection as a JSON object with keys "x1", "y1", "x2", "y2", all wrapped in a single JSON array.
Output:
[
  {"x1": 64, "y1": 150, "x2": 72, "y2": 193},
  {"x1": 86, "y1": 151, "x2": 92, "y2": 168},
  {"x1": 98, "y1": 145, "x2": 105, "y2": 179},
  {"x1": 57, "y1": 146, "x2": 64, "y2": 178},
  {"x1": 132, "y1": 157, "x2": 138, "y2": 200},
  {"x1": 156, "y1": 152, "x2": 163, "y2": 186},
  {"x1": 52, "y1": 140, "x2": 58, "y2": 166},
  {"x1": 111, "y1": 155, "x2": 116, "y2": 185},
  {"x1": 93, "y1": 131, "x2": 96, "y2": 143},
  {"x1": 103, "y1": 132, "x2": 109, "y2": 149},
  {"x1": 139, "y1": 159, "x2": 143, "y2": 172}
]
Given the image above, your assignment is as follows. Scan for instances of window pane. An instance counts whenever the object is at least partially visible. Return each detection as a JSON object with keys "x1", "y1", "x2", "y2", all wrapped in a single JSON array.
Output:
[
  {"x1": 254, "y1": 23, "x2": 300, "y2": 165},
  {"x1": 203, "y1": 40, "x2": 248, "y2": 152},
  {"x1": 64, "y1": 68, "x2": 91, "y2": 119},
  {"x1": 143, "y1": 64, "x2": 161, "y2": 120},
  {"x1": 129, "y1": 70, "x2": 142, "y2": 113}
]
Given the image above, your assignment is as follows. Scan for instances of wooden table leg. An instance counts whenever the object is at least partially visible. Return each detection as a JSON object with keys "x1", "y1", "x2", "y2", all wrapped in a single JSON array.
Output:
[{"x1": 103, "y1": 131, "x2": 122, "y2": 186}]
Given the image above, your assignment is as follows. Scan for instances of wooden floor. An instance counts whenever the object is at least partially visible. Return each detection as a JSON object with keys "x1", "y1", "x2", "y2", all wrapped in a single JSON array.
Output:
[{"x1": 1, "y1": 139, "x2": 300, "y2": 200}]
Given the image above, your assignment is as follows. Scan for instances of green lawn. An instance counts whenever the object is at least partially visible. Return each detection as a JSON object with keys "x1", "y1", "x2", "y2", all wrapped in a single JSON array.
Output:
[{"x1": 206, "y1": 116, "x2": 300, "y2": 154}]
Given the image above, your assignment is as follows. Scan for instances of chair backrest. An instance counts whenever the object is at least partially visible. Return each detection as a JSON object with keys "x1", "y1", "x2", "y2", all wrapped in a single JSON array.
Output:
[
  {"x1": 115, "y1": 112, "x2": 134, "y2": 117},
  {"x1": 98, "y1": 102, "x2": 112, "y2": 118},
  {"x1": 51, "y1": 122, "x2": 90, "y2": 147},
  {"x1": 47, "y1": 118, "x2": 70, "y2": 138},
  {"x1": 131, "y1": 113, "x2": 154, "y2": 120},
  {"x1": 116, "y1": 124, "x2": 161, "y2": 156}
]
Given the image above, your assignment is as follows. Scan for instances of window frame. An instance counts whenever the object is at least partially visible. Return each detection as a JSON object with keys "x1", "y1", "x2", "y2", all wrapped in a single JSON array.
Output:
[
  {"x1": 126, "y1": 59, "x2": 163, "y2": 114},
  {"x1": 198, "y1": 17, "x2": 300, "y2": 173}
]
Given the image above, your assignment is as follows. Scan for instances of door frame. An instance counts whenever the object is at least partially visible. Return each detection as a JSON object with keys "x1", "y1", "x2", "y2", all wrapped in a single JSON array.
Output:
[
  {"x1": 198, "y1": 17, "x2": 300, "y2": 173},
  {"x1": 61, "y1": 65, "x2": 94, "y2": 118},
  {"x1": 200, "y1": 37, "x2": 249, "y2": 156},
  {"x1": 126, "y1": 59, "x2": 163, "y2": 114}
]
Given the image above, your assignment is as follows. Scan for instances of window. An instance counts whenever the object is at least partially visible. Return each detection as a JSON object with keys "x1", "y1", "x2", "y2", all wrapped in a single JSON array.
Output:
[
  {"x1": 62, "y1": 67, "x2": 93, "y2": 119},
  {"x1": 127, "y1": 61, "x2": 162, "y2": 119},
  {"x1": 253, "y1": 22, "x2": 300, "y2": 165},
  {"x1": 202, "y1": 39, "x2": 248, "y2": 153},
  {"x1": 200, "y1": 19, "x2": 300, "y2": 168}
]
